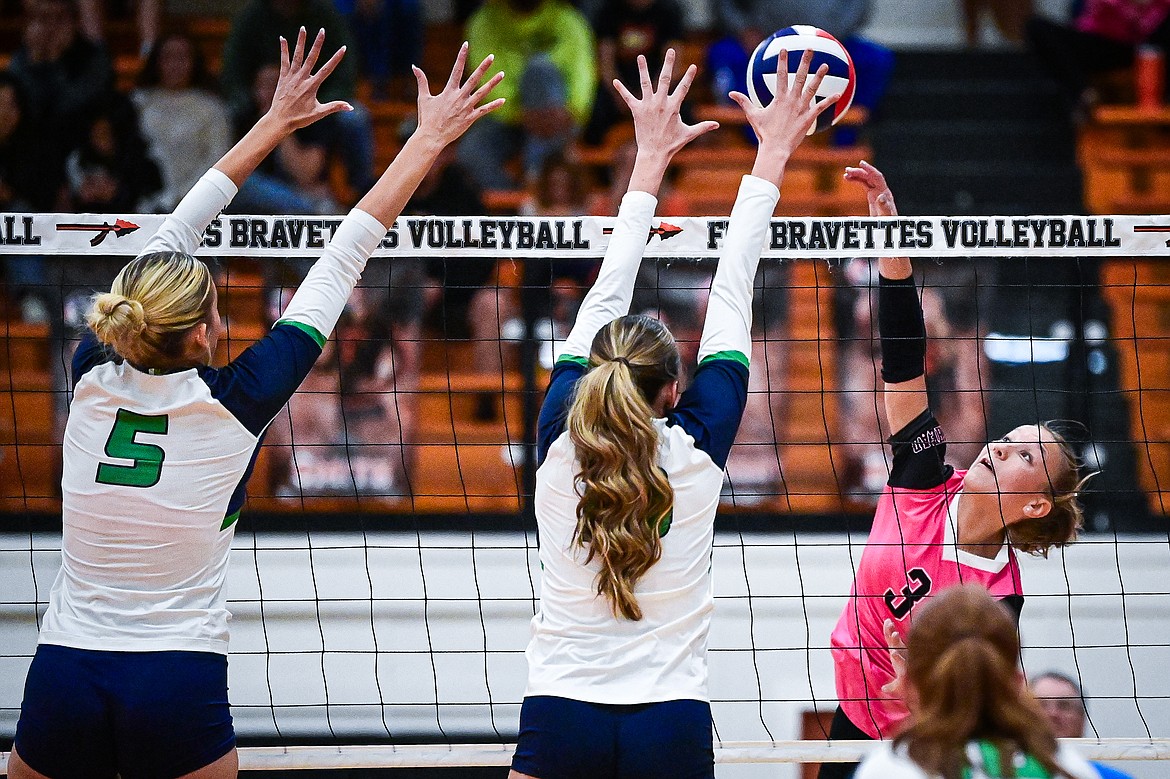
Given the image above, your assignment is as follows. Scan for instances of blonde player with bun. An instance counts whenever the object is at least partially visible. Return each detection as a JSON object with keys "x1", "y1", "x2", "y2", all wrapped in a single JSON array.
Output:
[
  {"x1": 855, "y1": 584, "x2": 1097, "y2": 779},
  {"x1": 510, "y1": 48, "x2": 838, "y2": 779},
  {"x1": 817, "y1": 162, "x2": 1094, "y2": 779},
  {"x1": 10, "y1": 30, "x2": 503, "y2": 779}
]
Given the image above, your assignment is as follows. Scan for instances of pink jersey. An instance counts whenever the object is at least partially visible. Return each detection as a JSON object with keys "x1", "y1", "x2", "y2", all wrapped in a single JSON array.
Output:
[{"x1": 830, "y1": 412, "x2": 1024, "y2": 739}]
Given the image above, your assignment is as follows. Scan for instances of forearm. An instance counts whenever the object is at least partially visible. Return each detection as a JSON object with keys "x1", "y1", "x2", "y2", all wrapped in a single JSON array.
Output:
[
  {"x1": 698, "y1": 174, "x2": 778, "y2": 361},
  {"x1": 879, "y1": 272, "x2": 929, "y2": 432},
  {"x1": 559, "y1": 190, "x2": 657, "y2": 359},
  {"x1": 354, "y1": 132, "x2": 446, "y2": 226},
  {"x1": 213, "y1": 113, "x2": 294, "y2": 189},
  {"x1": 138, "y1": 169, "x2": 237, "y2": 257},
  {"x1": 277, "y1": 208, "x2": 386, "y2": 340}
]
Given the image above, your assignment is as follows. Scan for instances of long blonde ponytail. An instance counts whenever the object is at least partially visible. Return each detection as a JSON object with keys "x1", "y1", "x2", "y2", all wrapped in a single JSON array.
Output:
[{"x1": 566, "y1": 315, "x2": 681, "y2": 621}]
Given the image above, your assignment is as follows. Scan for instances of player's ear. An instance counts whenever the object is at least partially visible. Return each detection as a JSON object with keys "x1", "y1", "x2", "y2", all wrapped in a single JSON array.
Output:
[
  {"x1": 185, "y1": 322, "x2": 209, "y2": 360},
  {"x1": 1023, "y1": 496, "x2": 1052, "y2": 519}
]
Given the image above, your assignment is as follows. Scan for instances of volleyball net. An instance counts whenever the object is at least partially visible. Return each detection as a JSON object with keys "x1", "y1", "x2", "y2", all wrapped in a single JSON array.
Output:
[{"x1": 1, "y1": 211, "x2": 1168, "y2": 775}]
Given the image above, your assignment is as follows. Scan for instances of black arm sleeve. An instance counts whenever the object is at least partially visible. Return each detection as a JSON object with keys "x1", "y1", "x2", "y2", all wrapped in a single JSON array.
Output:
[
  {"x1": 878, "y1": 274, "x2": 926, "y2": 384},
  {"x1": 888, "y1": 408, "x2": 953, "y2": 490}
]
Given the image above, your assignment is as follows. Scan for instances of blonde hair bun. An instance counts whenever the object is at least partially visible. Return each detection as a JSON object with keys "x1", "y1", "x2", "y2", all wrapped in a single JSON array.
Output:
[{"x1": 88, "y1": 293, "x2": 147, "y2": 347}]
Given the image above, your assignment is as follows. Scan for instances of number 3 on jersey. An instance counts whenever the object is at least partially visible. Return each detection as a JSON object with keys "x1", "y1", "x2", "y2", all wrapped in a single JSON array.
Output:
[
  {"x1": 884, "y1": 567, "x2": 932, "y2": 620},
  {"x1": 95, "y1": 409, "x2": 169, "y2": 488}
]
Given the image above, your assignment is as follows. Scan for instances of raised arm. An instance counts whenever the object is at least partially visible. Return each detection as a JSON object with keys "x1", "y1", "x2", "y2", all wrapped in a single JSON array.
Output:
[
  {"x1": 276, "y1": 43, "x2": 504, "y2": 343},
  {"x1": 140, "y1": 27, "x2": 351, "y2": 257},
  {"x1": 698, "y1": 49, "x2": 837, "y2": 363},
  {"x1": 559, "y1": 49, "x2": 718, "y2": 360},
  {"x1": 843, "y1": 160, "x2": 928, "y2": 436}
]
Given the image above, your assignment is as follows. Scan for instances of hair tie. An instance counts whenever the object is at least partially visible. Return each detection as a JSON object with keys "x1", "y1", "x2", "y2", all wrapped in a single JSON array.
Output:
[{"x1": 611, "y1": 356, "x2": 631, "y2": 368}]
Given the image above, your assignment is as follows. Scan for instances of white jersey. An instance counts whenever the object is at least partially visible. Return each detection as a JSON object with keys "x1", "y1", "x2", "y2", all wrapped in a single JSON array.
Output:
[
  {"x1": 526, "y1": 176, "x2": 780, "y2": 704},
  {"x1": 856, "y1": 740, "x2": 1098, "y2": 779},
  {"x1": 40, "y1": 169, "x2": 388, "y2": 654}
]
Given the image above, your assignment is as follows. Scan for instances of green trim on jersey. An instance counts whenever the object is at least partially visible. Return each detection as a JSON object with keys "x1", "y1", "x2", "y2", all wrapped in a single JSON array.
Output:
[
  {"x1": 276, "y1": 319, "x2": 327, "y2": 348},
  {"x1": 556, "y1": 355, "x2": 590, "y2": 368},
  {"x1": 961, "y1": 740, "x2": 1051, "y2": 778},
  {"x1": 699, "y1": 350, "x2": 749, "y2": 368},
  {"x1": 220, "y1": 510, "x2": 241, "y2": 531}
]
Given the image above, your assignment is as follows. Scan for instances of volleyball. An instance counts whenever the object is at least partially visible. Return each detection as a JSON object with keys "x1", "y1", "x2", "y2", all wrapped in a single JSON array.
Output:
[{"x1": 746, "y1": 25, "x2": 857, "y2": 134}]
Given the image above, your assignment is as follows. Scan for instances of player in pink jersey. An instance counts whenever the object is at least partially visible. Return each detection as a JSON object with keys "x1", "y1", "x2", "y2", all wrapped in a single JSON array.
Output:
[{"x1": 816, "y1": 162, "x2": 1094, "y2": 779}]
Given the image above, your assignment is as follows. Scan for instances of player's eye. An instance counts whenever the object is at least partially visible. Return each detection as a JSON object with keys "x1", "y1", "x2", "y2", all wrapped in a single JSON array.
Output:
[{"x1": 1021, "y1": 450, "x2": 1032, "y2": 463}]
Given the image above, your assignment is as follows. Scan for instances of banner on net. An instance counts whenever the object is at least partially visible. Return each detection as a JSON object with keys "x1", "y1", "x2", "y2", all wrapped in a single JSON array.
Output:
[{"x1": 3, "y1": 212, "x2": 1170, "y2": 258}]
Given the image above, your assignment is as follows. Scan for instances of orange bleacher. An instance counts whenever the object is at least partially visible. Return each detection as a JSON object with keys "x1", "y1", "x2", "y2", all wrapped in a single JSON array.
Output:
[{"x1": 1079, "y1": 104, "x2": 1170, "y2": 514}]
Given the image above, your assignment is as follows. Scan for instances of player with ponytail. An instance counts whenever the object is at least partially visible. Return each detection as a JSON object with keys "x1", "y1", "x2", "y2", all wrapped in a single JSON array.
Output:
[
  {"x1": 856, "y1": 585, "x2": 1096, "y2": 779},
  {"x1": 510, "y1": 48, "x2": 839, "y2": 779},
  {"x1": 818, "y1": 163, "x2": 1095, "y2": 779},
  {"x1": 10, "y1": 30, "x2": 503, "y2": 779}
]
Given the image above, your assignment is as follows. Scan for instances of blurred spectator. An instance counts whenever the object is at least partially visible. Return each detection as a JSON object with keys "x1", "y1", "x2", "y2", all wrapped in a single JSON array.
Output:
[
  {"x1": 78, "y1": 0, "x2": 162, "y2": 57},
  {"x1": 457, "y1": 0, "x2": 597, "y2": 190},
  {"x1": 64, "y1": 93, "x2": 162, "y2": 213},
  {"x1": 8, "y1": 0, "x2": 114, "y2": 156},
  {"x1": 230, "y1": 63, "x2": 341, "y2": 216},
  {"x1": 707, "y1": 0, "x2": 893, "y2": 144},
  {"x1": 0, "y1": 73, "x2": 66, "y2": 213},
  {"x1": 132, "y1": 30, "x2": 233, "y2": 213},
  {"x1": 1027, "y1": 0, "x2": 1170, "y2": 116},
  {"x1": 1031, "y1": 672, "x2": 1137, "y2": 779},
  {"x1": 962, "y1": 0, "x2": 1033, "y2": 45},
  {"x1": 333, "y1": 0, "x2": 422, "y2": 101},
  {"x1": 221, "y1": 0, "x2": 375, "y2": 195},
  {"x1": 584, "y1": 0, "x2": 684, "y2": 146},
  {"x1": 0, "y1": 71, "x2": 66, "y2": 323}
]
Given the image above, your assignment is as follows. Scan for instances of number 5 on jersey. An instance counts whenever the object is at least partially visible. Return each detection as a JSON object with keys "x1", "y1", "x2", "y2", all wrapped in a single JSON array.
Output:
[{"x1": 95, "y1": 409, "x2": 169, "y2": 488}]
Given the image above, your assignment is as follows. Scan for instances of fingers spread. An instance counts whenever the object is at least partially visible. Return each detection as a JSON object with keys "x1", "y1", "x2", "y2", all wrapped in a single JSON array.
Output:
[
  {"x1": 463, "y1": 53, "x2": 497, "y2": 95},
  {"x1": 657, "y1": 48, "x2": 675, "y2": 91},
  {"x1": 671, "y1": 63, "x2": 698, "y2": 102},
  {"x1": 279, "y1": 36, "x2": 290, "y2": 77},
  {"x1": 613, "y1": 78, "x2": 637, "y2": 111},
  {"x1": 291, "y1": 26, "x2": 307, "y2": 69},
  {"x1": 413, "y1": 65, "x2": 430, "y2": 98},
  {"x1": 312, "y1": 45, "x2": 347, "y2": 86},
  {"x1": 637, "y1": 54, "x2": 652, "y2": 97},
  {"x1": 446, "y1": 42, "x2": 469, "y2": 90},
  {"x1": 470, "y1": 69, "x2": 505, "y2": 105},
  {"x1": 303, "y1": 28, "x2": 326, "y2": 73}
]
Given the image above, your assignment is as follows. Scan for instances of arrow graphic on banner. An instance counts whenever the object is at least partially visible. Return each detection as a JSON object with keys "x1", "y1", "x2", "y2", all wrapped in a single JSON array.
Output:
[
  {"x1": 56, "y1": 218, "x2": 141, "y2": 247},
  {"x1": 603, "y1": 222, "x2": 684, "y2": 245},
  {"x1": 1133, "y1": 224, "x2": 1170, "y2": 247}
]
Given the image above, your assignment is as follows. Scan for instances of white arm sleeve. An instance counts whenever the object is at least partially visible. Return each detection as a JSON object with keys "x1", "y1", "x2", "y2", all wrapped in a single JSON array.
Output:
[
  {"x1": 697, "y1": 174, "x2": 779, "y2": 363},
  {"x1": 558, "y1": 190, "x2": 657, "y2": 360},
  {"x1": 137, "y1": 168, "x2": 237, "y2": 257},
  {"x1": 277, "y1": 208, "x2": 387, "y2": 342}
]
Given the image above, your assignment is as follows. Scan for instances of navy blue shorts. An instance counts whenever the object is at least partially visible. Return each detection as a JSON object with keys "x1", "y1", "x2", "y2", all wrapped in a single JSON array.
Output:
[
  {"x1": 511, "y1": 695, "x2": 714, "y2": 779},
  {"x1": 14, "y1": 644, "x2": 235, "y2": 779}
]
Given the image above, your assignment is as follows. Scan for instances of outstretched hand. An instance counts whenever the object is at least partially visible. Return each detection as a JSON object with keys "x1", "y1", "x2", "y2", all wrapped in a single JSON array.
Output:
[
  {"x1": 269, "y1": 27, "x2": 353, "y2": 132},
  {"x1": 413, "y1": 42, "x2": 506, "y2": 150},
  {"x1": 614, "y1": 49, "x2": 719, "y2": 163},
  {"x1": 729, "y1": 49, "x2": 838, "y2": 185},
  {"x1": 844, "y1": 160, "x2": 899, "y2": 218}
]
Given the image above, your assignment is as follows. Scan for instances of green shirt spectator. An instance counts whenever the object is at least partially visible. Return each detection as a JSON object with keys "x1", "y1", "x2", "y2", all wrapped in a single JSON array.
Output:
[{"x1": 467, "y1": 0, "x2": 598, "y2": 127}]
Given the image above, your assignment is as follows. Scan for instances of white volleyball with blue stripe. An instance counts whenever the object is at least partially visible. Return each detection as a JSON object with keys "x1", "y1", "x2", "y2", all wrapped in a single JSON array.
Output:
[{"x1": 746, "y1": 25, "x2": 856, "y2": 134}]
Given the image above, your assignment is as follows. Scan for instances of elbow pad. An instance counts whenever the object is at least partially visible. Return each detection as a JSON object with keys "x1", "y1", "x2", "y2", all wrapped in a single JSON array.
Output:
[{"x1": 878, "y1": 274, "x2": 926, "y2": 384}]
